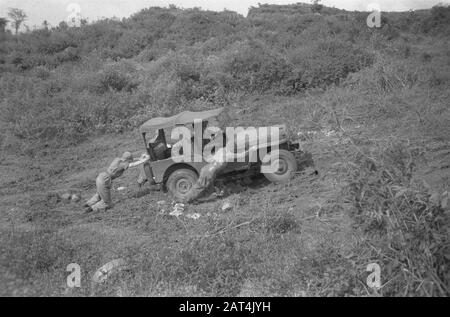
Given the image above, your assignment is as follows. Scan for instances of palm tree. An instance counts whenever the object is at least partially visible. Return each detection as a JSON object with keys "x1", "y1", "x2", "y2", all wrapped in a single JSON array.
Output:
[{"x1": 7, "y1": 8, "x2": 27, "y2": 35}]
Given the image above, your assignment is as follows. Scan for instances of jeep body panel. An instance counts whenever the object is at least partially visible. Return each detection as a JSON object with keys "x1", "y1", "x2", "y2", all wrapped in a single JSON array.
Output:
[{"x1": 149, "y1": 158, "x2": 206, "y2": 184}]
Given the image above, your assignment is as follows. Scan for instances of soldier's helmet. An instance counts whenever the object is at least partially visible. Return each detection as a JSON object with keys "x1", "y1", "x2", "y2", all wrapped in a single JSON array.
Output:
[{"x1": 122, "y1": 151, "x2": 133, "y2": 162}]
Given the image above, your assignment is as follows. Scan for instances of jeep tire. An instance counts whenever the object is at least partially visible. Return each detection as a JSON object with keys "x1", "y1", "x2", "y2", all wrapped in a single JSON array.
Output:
[
  {"x1": 262, "y1": 149, "x2": 298, "y2": 183},
  {"x1": 166, "y1": 169, "x2": 199, "y2": 201}
]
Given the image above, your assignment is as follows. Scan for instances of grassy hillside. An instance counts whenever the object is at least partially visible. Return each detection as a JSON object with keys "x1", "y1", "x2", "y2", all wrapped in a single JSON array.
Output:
[
  {"x1": 1, "y1": 4, "x2": 448, "y2": 149},
  {"x1": 0, "y1": 3, "x2": 449, "y2": 296}
]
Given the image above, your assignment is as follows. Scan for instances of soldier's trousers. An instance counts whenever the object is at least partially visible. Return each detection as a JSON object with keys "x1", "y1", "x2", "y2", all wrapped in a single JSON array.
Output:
[{"x1": 86, "y1": 172, "x2": 112, "y2": 211}]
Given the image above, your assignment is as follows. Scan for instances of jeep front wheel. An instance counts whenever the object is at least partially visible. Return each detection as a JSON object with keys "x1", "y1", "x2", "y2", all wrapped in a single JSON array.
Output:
[
  {"x1": 166, "y1": 169, "x2": 198, "y2": 201},
  {"x1": 262, "y1": 150, "x2": 298, "y2": 183}
]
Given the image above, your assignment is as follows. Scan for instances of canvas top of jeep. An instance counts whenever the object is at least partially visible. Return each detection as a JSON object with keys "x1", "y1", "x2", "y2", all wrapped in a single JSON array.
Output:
[{"x1": 140, "y1": 107, "x2": 224, "y2": 143}]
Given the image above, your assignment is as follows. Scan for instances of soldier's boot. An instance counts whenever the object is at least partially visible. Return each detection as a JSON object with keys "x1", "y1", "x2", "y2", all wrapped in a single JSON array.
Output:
[
  {"x1": 84, "y1": 193, "x2": 100, "y2": 208},
  {"x1": 91, "y1": 200, "x2": 111, "y2": 212}
]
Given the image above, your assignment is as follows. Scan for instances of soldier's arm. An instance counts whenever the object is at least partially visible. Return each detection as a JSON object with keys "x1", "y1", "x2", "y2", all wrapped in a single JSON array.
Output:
[{"x1": 129, "y1": 154, "x2": 150, "y2": 168}]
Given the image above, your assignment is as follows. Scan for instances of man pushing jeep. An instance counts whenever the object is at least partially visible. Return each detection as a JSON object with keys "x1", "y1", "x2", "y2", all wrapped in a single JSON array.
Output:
[{"x1": 84, "y1": 151, "x2": 150, "y2": 212}]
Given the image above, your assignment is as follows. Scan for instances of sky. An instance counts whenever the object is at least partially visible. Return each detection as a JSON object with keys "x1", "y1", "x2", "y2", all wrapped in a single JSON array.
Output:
[{"x1": 0, "y1": 0, "x2": 446, "y2": 30}]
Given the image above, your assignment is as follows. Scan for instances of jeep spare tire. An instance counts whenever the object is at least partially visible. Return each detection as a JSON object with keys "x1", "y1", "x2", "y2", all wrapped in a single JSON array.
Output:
[
  {"x1": 262, "y1": 150, "x2": 298, "y2": 183},
  {"x1": 166, "y1": 169, "x2": 198, "y2": 201}
]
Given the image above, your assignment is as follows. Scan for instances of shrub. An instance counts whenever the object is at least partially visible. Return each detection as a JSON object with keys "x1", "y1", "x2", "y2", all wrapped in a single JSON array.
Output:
[
  {"x1": 81, "y1": 68, "x2": 137, "y2": 94},
  {"x1": 98, "y1": 68, "x2": 136, "y2": 92},
  {"x1": 9, "y1": 51, "x2": 29, "y2": 71},
  {"x1": 420, "y1": 5, "x2": 450, "y2": 34},
  {"x1": 343, "y1": 58, "x2": 423, "y2": 97},
  {"x1": 340, "y1": 139, "x2": 449, "y2": 296},
  {"x1": 136, "y1": 46, "x2": 171, "y2": 62},
  {"x1": 218, "y1": 40, "x2": 292, "y2": 93},
  {"x1": 36, "y1": 31, "x2": 77, "y2": 54},
  {"x1": 167, "y1": 9, "x2": 245, "y2": 45},
  {"x1": 288, "y1": 39, "x2": 374, "y2": 91},
  {"x1": 111, "y1": 30, "x2": 153, "y2": 59},
  {"x1": 55, "y1": 47, "x2": 80, "y2": 63}
]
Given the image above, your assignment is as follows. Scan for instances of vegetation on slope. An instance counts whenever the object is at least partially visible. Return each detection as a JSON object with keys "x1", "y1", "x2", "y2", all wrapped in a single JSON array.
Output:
[{"x1": 1, "y1": 4, "x2": 447, "y2": 148}]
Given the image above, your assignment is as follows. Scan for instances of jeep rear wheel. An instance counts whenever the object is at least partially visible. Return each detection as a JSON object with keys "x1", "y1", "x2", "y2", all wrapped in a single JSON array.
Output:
[
  {"x1": 166, "y1": 169, "x2": 198, "y2": 201},
  {"x1": 262, "y1": 150, "x2": 298, "y2": 183}
]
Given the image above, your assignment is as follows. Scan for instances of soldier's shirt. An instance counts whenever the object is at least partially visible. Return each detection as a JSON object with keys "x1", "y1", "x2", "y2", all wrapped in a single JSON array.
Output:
[{"x1": 106, "y1": 158, "x2": 130, "y2": 180}]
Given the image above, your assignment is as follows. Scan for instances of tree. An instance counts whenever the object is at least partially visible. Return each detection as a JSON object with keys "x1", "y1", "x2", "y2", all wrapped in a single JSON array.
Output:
[
  {"x1": 0, "y1": 17, "x2": 8, "y2": 33},
  {"x1": 8, "y1": 8, "x2": 27, "y2": 35}
]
